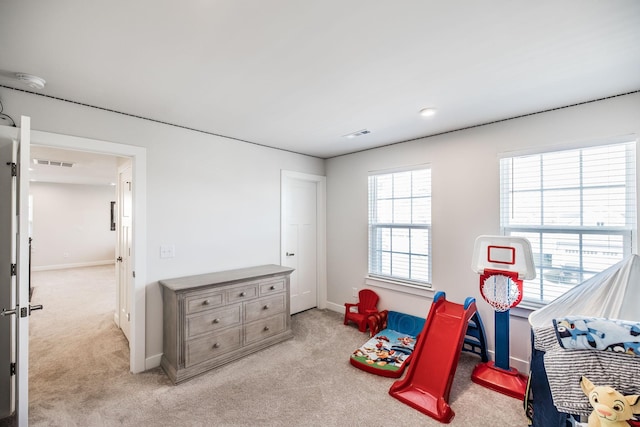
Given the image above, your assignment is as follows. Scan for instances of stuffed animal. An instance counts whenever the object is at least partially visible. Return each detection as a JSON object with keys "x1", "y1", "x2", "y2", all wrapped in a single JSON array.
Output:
[{"x1": 580, "y1": 376, "x2": 640, "y2": 427}]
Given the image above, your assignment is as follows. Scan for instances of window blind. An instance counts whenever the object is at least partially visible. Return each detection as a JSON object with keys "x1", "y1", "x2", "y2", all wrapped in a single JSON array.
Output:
[
  {"x1": 368, "y1": 168, "x2": 432, "y2": 285},
  {"x1": 500, "y1": 140, "x2": 636, "y2": 305}
]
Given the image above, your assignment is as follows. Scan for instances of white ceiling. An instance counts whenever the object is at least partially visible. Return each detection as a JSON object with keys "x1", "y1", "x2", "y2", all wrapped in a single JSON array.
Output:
[{"x1": 1, "y1": 1, "x2": 639, "y2": 159}]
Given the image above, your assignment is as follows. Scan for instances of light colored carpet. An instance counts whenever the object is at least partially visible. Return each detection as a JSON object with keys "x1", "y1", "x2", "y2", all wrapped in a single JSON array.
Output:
[{"x1": 29, "y1": 265, "x2": 528, "y2": 426}]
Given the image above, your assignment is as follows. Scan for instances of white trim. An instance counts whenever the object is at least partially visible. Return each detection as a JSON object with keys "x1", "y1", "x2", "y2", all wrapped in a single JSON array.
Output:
[
  {"x1": 510, "y1": 304, "x2": 535, "y2": 319},
  {"x1": 365, "y1": 275, "x2": 435, "y2": 298},
  {"x1": 32, "y1": 260, "x2": 114, "y2": 272},
  {"x1": 497, "y1": 133, "x2": 638, "y2": 159},
  {"x1": 30, "y1": 130, "x2": 147, "y2": 374},
  {"x1": 145, "y1": 353, "x2": 163, "y2": 371},
  {"x1": 324, "y1": 301, "x2": 345, "y2": 313},
  {"x1": 281, "y1": 170, "x2": 327, "y2": 310},
  {"x1": 368, "y1": 162, "x2": 431, "y2": 176}
]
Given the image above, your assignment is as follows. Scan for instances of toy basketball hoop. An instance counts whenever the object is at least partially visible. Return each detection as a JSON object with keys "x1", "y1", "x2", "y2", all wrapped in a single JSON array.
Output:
[
  {"x1": 479, "y1": 270, "x2": 522, "y2": 312},
  {"x1": 470, "y1": 235, "x2": 535, "y2": 400}
]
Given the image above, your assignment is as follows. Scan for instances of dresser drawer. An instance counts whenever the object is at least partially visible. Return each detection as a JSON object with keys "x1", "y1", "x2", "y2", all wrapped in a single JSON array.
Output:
[
  {"x1": 185, "y1": 326, "x2": 242, "y2": 367},
  {"x1": 245, "y1": 313, "x2": 286, "y2": 344},
  {"x1": 227, "y1": 284, "x2": 258, "y2": 302},
  {"x1": 185, "y1": 291, "x2": 224, "y2": 315},
  {"x1": 186, "y1": 305, "x2": 241, "y2": 339},
  {"x1": 244, "y1": 294, "x2": 286, "y2": 323},
  {"x1": 259, "y1": 278, "x2": 285, "y2": 296}
]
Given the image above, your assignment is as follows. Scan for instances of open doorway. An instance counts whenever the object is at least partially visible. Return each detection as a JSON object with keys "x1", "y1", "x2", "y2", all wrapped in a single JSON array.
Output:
[
  {"x1": 29, "y1": 146, "x2": 130, "y2": 334},
  {"x1": 28, "y1": 129, "x2": 147, "y2": 374}
]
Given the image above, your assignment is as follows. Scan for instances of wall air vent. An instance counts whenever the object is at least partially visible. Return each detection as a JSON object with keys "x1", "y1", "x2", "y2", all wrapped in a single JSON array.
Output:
[{"x1": 33, "y1": 159, "x2": 74, "y2": 168}]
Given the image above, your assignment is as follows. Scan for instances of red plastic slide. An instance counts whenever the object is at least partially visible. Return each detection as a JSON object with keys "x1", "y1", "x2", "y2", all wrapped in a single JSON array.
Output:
[{"x1": 388, "y1": 292, "x2": 477, "y2": 423}]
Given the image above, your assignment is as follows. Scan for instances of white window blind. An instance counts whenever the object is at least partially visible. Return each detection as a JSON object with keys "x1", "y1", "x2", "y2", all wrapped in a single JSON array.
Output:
[
  {"x1": 500, "y1": 140, "x2": 636, "y2": 306},
  {"x1": 368, "y1": 167, "x2": 432, "y2": 286}
]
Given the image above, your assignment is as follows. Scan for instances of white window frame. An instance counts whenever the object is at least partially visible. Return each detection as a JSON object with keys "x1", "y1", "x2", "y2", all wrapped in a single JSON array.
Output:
[
  {"x1": 500, "y1": 138, "x2": 637, "y2": 307},
  {"x1": 368, "y1": 165, "x2": 432, "y2": 288}
]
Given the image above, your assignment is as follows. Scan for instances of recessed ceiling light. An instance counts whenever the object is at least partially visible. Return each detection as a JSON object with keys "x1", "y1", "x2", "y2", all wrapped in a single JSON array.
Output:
[
  {"x1": 419, "y1": 107, "x2": 437, "y2": 117},
  {"x1": 16, "y1": 73, "x2": 46, "y2": 90}
]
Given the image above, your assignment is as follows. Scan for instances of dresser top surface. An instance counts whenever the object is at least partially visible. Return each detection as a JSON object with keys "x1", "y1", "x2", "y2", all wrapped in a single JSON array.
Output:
[{"x1": 159, "y1": 264, "x2": 294, "y2": 292}]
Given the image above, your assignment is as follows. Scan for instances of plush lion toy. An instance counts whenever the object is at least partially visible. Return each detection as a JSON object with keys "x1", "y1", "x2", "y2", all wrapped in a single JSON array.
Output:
[{"x1": 580, "y1": 376, "x2": 640, "y2": 427}]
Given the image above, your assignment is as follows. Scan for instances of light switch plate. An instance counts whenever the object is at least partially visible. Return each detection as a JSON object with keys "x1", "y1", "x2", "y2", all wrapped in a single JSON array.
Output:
[{"x1": 160, "y1": 244, "x2": 175, "y2": 258}]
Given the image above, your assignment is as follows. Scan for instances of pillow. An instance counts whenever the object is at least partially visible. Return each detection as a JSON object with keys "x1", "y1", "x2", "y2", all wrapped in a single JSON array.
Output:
[
  {"x1": 553, "y1": 316, "x2": 640, "y2": 356},
  {"x1": 350, "y1": 328, "x2": 418, "y2": 377}
]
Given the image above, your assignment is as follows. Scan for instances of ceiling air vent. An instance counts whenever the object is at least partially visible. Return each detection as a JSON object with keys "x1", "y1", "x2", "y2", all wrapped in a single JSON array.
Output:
[
  {"x1": 343, "y1": 129, "x2": 371, "y2": 139},
  {"x1": 33, "y1": 159, "x2": 75, "y2": 168}
]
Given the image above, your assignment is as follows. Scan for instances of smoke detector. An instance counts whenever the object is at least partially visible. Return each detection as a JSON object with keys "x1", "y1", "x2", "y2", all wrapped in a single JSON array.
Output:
[{"x1": 16, "y1": 73, "x2": 46, "y2": 90}]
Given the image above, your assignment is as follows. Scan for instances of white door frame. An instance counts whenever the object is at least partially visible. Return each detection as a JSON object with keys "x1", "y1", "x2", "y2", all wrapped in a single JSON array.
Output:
[
  {"x1": 280, "y1": 170, "x2": 327, "y2": 310},
  {"x1": 30, "y1": 129, "x2": 147, "y2": 373},
  {"x1": 16, "y1": 120, "x2": 30, "y2": 426}
]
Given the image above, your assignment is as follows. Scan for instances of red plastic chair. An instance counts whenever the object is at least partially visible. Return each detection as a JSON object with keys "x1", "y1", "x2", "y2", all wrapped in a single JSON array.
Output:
[{"x1": 344, "y1": 289, "x2": 379, "y2": 333}]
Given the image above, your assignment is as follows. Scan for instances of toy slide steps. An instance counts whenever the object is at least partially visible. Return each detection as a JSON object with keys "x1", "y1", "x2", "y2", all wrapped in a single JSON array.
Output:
[{"x1": 389, "y1": 292, "x2": 477, "y2": 423}]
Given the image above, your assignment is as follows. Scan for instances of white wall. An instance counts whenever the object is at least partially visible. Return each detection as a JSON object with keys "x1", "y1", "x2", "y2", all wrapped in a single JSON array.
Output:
[
  {"x1": 0, "y1": 88, "x2": 325, "y2": 366},
  {"x1": 325, "y1": 92, "x2": 640, "y2": 372},
  {"x1": 4, "y1": 87, "x2": 639, "y2": 374},
  {"x1": 30, "y1": 182, "x2": 116, "y2": 270}
]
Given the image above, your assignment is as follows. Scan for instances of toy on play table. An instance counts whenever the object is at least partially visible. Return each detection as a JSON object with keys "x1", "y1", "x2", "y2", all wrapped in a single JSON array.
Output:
[{"x1": 470, "y1": 235, "x2": 535, "y2": 400}]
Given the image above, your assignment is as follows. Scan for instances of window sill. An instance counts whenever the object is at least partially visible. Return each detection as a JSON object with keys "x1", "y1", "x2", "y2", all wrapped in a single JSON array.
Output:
[
  {"x1": 510, "y1": 304, "x2": 536, "y2": 319},
  {"x1": 365, "y1": 276, "x2": 435, "y2": 298}
]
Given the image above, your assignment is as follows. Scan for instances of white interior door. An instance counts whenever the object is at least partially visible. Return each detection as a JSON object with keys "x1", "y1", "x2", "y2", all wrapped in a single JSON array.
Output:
[
  {"x1": 117, "y1": 163, "x2": 133, "y2": 342},
  {"x1": 0, "y1": 118, "x2": 32, "y2": 426},
  {"x1": 282, "y1": 175, "x2": 318, "y2": 314},
  {"x1": 15, "y1": 119, "x2": 31, "y2": 427},
  {"x1": 0, "y1": 132, "x2": 17, "y2": 421}
]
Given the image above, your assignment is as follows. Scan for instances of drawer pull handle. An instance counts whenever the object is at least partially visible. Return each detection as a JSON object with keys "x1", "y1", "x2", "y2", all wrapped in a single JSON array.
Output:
[
  {"x1": 203, "y1": 299, "x2": 210, "y2": 305},
  {"x1": 263, "y1": 304, "x2": 269, "y2": 310},
  {"x1": 212, "y1": 318, "x2": 220, "y2": 324},
  {"x1": 240, "y1": 292, "x2": 246, "y2": 297},
  {"x1": 212, "y1": 343, "x2": 220, "y2": 349},
  {"x1": 263, "y1": 326, "x2": 270, "y2": 331},
  {"x1": 270, "y1": 285, "x2": 276, "y2": 290}
]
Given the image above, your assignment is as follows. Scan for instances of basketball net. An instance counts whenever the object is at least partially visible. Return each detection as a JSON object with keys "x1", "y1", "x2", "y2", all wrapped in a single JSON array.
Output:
[{"x1": 479, "y1": 270, "x2": 523, "y2": 312}]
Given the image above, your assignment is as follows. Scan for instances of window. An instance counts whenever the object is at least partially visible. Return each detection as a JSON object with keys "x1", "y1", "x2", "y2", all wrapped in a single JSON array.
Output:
[
  {"x1": 368, "y1": 167, "x2": 431, "y2": 286},
  {"x1": 500, "y1": 140, "x2": 636, "y2": 306}
]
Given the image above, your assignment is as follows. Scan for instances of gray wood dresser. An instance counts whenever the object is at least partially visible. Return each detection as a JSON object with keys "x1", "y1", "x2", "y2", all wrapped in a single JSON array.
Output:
[{"x1": 159, "y1": 264, "x2": 294, "y2": 384}]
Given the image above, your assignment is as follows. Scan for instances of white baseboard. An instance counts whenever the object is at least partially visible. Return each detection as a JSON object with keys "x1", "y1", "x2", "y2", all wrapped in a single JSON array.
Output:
[
  {"x1": 32, "y1": 260, "x2": 115, "y2": 271},
  {"x1": 510, "y1": 354, "x2": 531, "y2": 374},
  {"x1": 325, "y1": 301, "x2": 343, "y2": 313},
  {"x1": 145, "y1": 353, "x2": 162, "y2": 371}
]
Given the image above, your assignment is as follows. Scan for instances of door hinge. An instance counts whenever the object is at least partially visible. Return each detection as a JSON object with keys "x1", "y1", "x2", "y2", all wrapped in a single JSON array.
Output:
[
  {"x1": 132, "y1": 270, "x2": 136, "y2": 278},
  {"x1": 10, "y1": 363, "x2": 15, "y2": 376},
  {"x1": 10, "y1": 264, "x2": 16, "y2": 276},
  {"x1": 6, "y1": 162, "x2": 17, "y2": 177}
]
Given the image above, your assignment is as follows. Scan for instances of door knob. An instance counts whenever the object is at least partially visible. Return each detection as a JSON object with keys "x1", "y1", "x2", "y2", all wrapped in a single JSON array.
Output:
[
  {"x1": 29, "y1": 304, "x2": 43, "y2": 314},
  {"x1": 116, "y1": 257, "x2": 123, "y2": 262}
]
